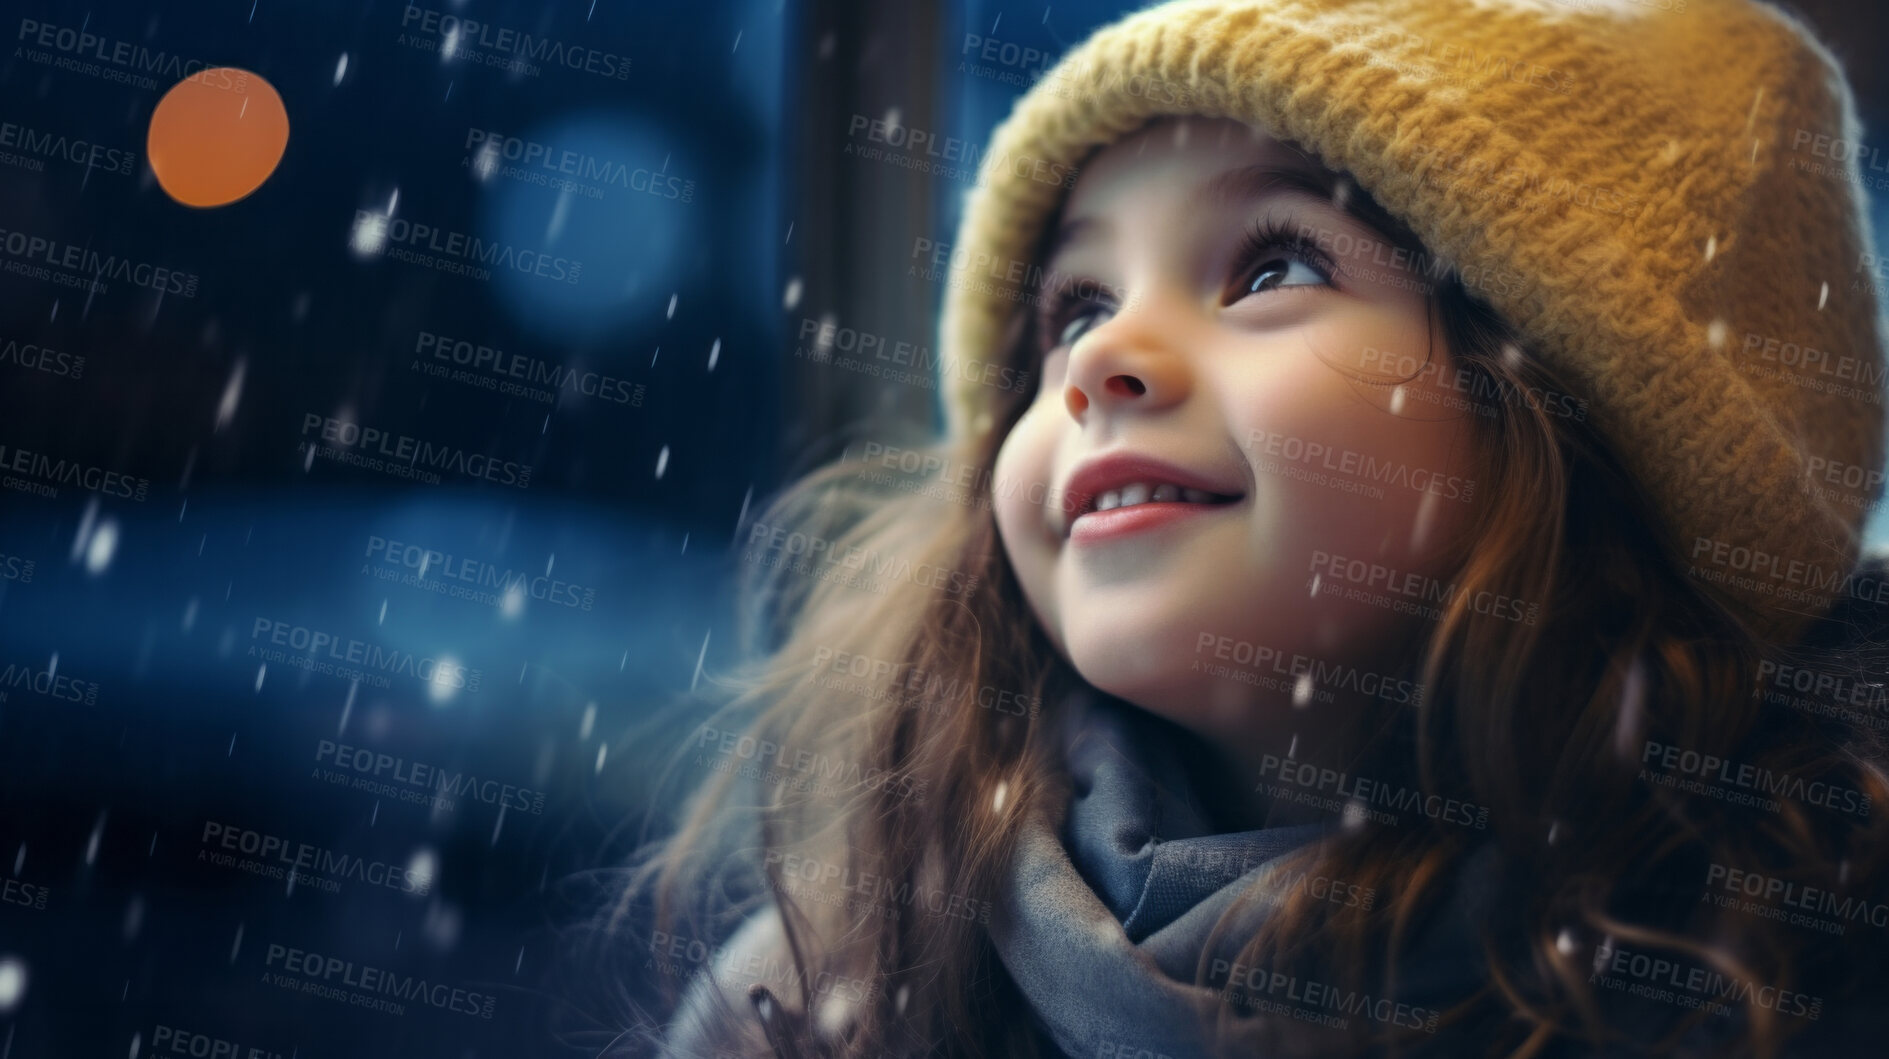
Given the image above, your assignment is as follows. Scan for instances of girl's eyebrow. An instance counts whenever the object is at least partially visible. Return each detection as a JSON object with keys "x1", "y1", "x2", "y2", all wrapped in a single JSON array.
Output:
[
  {"x1": 1043, "y1": 161, "x2": 1341, "y2": 272},
  {"x1": 1201, "y1": 162, "x2": 1339, "y2": 212},
  {"x1": 1042, "y1": 216, "x2": 1103, "y2": 275}
]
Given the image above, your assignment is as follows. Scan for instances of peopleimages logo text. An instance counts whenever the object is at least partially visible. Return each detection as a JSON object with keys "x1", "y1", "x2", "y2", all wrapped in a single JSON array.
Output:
[
  {"x1": 15, "y1": 19, "x2": 247, "y2": 89},
  {"x1": 365, "y1": 535, "x2": 597, "y2": 611},
  {"x1": 200, "y1": 820, "x2": 430, "y2": 896},
  {"x1": 0, "y1": 227, "x2": 198, "y2": 295},
  {"x1": 414, "y1": 331, "x2": 637, "y2": 404},
  {"x1": 465, "y1": 130, "x2": 693, "y2": 202},
  {"x1": 0, "y1": 658, "x2": 101, "y2": 704},
  {"x1": 251, "y1": 618, "x2": 482, "y2": 693},
  {"x1": 352, "y1": 211, "x2": 581, "y2": 284},
  {"x1": 0, "y1": 119, "x2": 136, "y2": 174},
  {"x1": 399, "y1": 6, "x2": 630, "y2": 79},
  {"x1": 263, "y1": 943, "x2": 496, "y2": 1019},
  {"x1": 299, "y1": 414, "x2": 533, "y2": 489},
  {"x1": 0, "y1": 442, "x2": 149, "y2": 500},
  {"x1": 316, "y1": 740, "x2": 547, "y2": 815}
]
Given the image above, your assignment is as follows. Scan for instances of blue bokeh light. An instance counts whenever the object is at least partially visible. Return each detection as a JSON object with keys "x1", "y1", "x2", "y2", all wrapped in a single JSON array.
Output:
[{"x1": 477, "y1": 111, "x2": 699, "y2": 343}]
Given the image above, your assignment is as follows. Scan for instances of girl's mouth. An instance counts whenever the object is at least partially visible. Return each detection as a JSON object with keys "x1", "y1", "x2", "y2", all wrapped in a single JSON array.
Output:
[
  {"x1": 1067, "y1": 480, "x2": 1244, "y2": 545},
  {"x1": 1059, "y1": 452, "x2": 1247, "y2": 542}
]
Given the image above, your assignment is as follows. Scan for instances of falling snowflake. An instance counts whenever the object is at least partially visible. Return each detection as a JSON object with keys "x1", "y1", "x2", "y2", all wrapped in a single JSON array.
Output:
[
  {"x1": 1292, "y1": 672, "x2": 1314, "y2": 708},
  {"x1": 0, "y1": 957, "x2": 26, "y2": 1012},
  {"x1": 84, "y1": 519, "x2": 119, "y2": 575},
  {"x1": 1705, "y1": 318, "x2": 1728, "y2": 351}
]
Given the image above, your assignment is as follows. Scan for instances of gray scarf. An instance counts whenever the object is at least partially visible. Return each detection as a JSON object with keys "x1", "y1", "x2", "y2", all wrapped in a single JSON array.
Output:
[{"x1": 986, "y1": 688, "x2": 1489, "y2": 1058}]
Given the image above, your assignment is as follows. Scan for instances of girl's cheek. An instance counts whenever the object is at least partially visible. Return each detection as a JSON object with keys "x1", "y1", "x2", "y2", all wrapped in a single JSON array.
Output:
[
  {"x1": 1038, "y1": 348, "x2": 1068, "y2": 393},
  {"x1": 994, "y1": 356, "x2": 1067, "y2": 508},
  {"x1": 991, "y1": 416, "x2": 1055, "y2": 547},
  {"x1": 1323, "y1": 309, "x2": 1450, "y2": 392}
]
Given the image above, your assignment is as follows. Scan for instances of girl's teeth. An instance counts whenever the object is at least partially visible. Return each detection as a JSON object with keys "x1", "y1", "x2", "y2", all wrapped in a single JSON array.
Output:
[{"x1": 1090, "y1": 482, "x2": 1228, "y2": 513}]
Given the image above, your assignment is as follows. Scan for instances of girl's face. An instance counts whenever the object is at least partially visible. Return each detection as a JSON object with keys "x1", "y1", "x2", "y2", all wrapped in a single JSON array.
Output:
[{"x1": 992, "y1": 117, "x2": 1483, "y2": 765}]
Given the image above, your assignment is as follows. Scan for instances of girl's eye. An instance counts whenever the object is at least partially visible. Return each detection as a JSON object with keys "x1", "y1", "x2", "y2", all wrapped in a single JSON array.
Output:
[
  {"x1": 1035, "y1": 295, "x2": 1116, "y2": 356},
  {"x1": 1057, "y1": 307, "x2": 1111, "y2": 348},
  {"x1": 1242, "y1": 255, "x2": 1330, "y2": 296},
  {"x1": 1032, "y1": 221, "x2": 1342, "y2": 356},
  {"x1": 1225, "y1": 218, "x2": 1340, "y2": 306}
]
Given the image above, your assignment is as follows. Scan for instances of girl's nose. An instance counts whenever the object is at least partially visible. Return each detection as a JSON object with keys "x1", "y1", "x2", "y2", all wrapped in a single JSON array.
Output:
[{"x1": 1061, "y1": 293, "x2": 1195, "y2": 422}]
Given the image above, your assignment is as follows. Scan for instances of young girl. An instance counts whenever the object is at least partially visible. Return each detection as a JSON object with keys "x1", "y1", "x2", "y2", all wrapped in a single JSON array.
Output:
[{"x1": 610, "y1": 1, "x2": 1889, "y2": 1055}]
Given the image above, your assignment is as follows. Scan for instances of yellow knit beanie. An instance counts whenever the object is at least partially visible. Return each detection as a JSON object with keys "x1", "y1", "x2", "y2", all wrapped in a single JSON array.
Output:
[{"x1": 938, "y1": 0, "x2": 1887, "y2": 641}]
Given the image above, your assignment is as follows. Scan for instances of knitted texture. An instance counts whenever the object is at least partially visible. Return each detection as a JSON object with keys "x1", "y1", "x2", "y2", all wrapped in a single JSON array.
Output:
[{"x1": 938, "y1": 0, "x2": 1886, "y2": 639}]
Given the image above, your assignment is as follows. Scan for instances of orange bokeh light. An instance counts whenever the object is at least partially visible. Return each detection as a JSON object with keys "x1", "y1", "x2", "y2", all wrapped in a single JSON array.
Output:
[{"x1": 147, "y1": 67, "x2": 288, "y2": 208}]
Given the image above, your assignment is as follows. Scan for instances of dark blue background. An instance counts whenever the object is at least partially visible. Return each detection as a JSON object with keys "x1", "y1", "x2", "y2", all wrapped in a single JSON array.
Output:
[{"x1": 0, "y1": 1, "x2": 1882, "y2": 1056}]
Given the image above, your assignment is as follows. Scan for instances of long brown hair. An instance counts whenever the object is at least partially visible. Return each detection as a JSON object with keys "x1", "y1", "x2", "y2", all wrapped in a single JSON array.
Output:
[{"x1": 602, "y1": 145, "x2": 1889, "y2": 1059}]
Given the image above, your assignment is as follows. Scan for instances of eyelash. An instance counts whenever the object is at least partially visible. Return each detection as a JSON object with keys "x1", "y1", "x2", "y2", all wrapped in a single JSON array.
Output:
[
  {"x1": 1231, "y1": 217, "x2": 1339, "y2": 300},
  {"x1": 1032, "y1": 218, "x2": 1340, "y2": 356}
]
